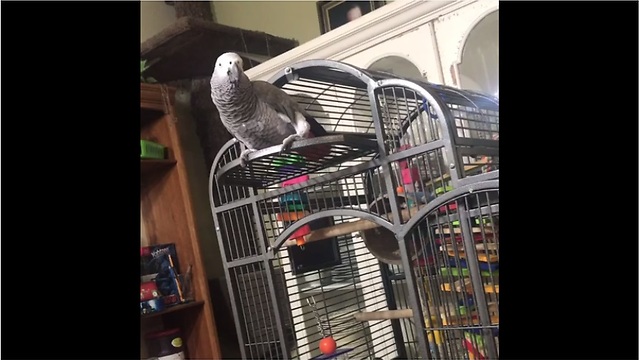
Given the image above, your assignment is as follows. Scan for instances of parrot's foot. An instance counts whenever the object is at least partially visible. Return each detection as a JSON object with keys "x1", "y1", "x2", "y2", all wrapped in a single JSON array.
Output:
[
  {"x1": 239, "y1": 148, "x2": 256, "y2": 168},
  {"x1": 280, "y1": 135, "x2": 302, "y2": 155}
]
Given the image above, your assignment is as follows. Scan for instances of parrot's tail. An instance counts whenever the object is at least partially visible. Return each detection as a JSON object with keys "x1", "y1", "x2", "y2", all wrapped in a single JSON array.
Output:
[
  {"x1": 306, "y1": 115, "x2": 329, "y2": 137},
  {"x1": 298, "y1": 131, "x2": 331, "y2": 163},
  {"x1": 299, "y1": 115, "x2": 331, "y2": 163}
]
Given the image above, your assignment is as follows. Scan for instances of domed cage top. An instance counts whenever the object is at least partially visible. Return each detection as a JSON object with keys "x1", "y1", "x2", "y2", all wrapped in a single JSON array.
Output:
[
  {"x1": 209, "y1": 59, "x2": 499, "y2": 360},
  {"x1": 212, "y1": 59, "x2": 498, "y2": 191}
]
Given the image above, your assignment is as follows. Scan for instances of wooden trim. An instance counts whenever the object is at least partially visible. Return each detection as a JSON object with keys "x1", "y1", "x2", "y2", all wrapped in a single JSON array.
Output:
[
  {"x1": 140, "y1": 84, "x2": 222, "y2": 359},
  {"x1": 166, "y1": 100, "x2": 222, "y2": 360}
]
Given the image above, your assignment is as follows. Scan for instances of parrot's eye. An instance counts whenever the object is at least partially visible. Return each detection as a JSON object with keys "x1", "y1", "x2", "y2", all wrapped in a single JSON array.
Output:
[{"x1": 229, "y1": 61, "x2": 232, "y2": 65}]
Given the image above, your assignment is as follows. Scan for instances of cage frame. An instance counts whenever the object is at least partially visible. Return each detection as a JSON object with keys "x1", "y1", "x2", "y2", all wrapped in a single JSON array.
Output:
[{"x1": 209, "y1": 59, "x2": 498, "y2": 359}]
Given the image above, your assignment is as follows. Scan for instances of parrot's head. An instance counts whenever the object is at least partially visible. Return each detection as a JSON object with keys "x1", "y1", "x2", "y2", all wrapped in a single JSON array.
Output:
[{"x1": 212, "y1": 52, "x2": 245, "y2": 86}]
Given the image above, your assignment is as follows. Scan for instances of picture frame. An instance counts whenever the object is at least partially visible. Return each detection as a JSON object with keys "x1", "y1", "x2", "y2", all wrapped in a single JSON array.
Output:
[{"x1": 316, "y1": 1, "x2": 387, "y2": 34}]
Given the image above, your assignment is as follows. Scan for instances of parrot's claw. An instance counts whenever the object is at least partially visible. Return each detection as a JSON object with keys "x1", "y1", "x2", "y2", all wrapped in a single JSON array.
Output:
[
  {"x1": 279, "y1": 144, "x2": 290, "y2": 155},
  {"x1": 239, "y1": 148, "x2": 256, "y2": 168},
  {"x1": 280, "y1": 135, "x2": 301, "y2": 155}
]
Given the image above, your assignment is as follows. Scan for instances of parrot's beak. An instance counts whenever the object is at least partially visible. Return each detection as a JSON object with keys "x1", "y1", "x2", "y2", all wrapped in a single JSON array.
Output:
[{"x1": 227, "y1": 62, "x2": 240, "y2": 83}]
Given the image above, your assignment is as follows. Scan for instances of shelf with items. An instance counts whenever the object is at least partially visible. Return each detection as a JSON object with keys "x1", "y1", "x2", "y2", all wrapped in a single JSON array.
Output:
[
  {"x1": 141, "y1": 300, "x2": 205, "y2": 320},
  {"x1": 140, "y1": 82, "x2": 221, "y2": 360},
  {"x1": 140, "y1": 134, "x2": 175, "y2": 179}
]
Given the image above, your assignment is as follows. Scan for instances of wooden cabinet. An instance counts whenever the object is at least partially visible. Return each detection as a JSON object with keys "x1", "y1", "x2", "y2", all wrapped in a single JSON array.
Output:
[{"x1": 140, "y1": 83, "x2": 221, "y2": 359}]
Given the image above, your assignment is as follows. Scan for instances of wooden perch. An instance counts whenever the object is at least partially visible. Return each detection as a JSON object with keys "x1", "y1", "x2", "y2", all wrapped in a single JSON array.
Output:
[
  {"x1": 281, "y1": 208, "x2": 416, "y2": 248},
  {"x1": 354, "y1": 308, "x2": 499, "y2": 326},
  {"x1": 278, "y1": 194, "x2": 494, "y2": 249},
  {"x1": 354, "y1": 309, "x2": 414, "y2": 321}
]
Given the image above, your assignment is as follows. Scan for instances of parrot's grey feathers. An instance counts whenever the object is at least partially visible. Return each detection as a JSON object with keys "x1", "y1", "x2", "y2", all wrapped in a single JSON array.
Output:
[
  {"x1": 210, "y1": 52, "x2": 328, "y2": 167},
  {"x1": 252, "y1": 80, "x2": 303, "y2": 125},
  {"x1": 253, "y1": 80, "x2": 328, "y2": 137}
]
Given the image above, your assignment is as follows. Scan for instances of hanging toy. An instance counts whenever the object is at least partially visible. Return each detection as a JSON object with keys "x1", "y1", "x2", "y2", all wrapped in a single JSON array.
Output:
[
  {"x1": 319, "y1": 337, "x2": 337, "y2": 355},
  {"x1": 278, "y1": 174, "x2": 312, "y2": 248},
  {"x1": 307, "y1": 296, "x2": 337, "y2": 356}
]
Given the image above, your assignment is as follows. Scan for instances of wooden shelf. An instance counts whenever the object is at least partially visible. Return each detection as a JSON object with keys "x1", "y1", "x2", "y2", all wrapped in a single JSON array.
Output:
[
  {"x1": 141, "y1": 300, "x2": 204, "y2": 320},
  {"x1": 141, "y1": 83, "x2": 169, "y2": 111},
  {"x1": 141, "y1": 159, "x2": 176, "y2": 177},
  {"x1": 140, "y1": 84, "x2": 177, "y2": 131},
  {"x1": 140, "y1": 81, "x2": 222, "y2": 359}
]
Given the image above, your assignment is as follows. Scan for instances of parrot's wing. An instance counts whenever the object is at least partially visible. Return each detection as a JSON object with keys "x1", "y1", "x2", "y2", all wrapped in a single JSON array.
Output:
[{"x1": 252, "y1": 80, "x2": 328, "y2": 137}]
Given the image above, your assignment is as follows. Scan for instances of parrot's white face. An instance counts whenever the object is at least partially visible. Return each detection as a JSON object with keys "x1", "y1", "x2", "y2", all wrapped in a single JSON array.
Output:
[{"x1": 213, "y1": 52, "x2": 244, "y2": 84}]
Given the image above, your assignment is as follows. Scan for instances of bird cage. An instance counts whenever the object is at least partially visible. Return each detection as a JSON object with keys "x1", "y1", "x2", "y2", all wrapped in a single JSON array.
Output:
[{"x1": 209, "y1": 59, "x2": 498, "y2": 359}]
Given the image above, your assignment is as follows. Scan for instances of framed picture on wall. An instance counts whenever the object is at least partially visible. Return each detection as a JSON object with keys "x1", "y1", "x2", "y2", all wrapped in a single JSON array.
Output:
[{"x1": 316, "y1": 1, "x2": 387, "y2": 34}]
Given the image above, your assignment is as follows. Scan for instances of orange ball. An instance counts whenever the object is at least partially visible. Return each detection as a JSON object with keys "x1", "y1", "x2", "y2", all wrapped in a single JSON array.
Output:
[{"x1": 319, "y1": 336, "x2": 336, "y2": 355}]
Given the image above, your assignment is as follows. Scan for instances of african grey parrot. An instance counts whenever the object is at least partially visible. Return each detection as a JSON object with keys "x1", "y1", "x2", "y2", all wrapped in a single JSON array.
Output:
[{"x1": 210, "y1": 52, "x2": 328, "y2": 168}]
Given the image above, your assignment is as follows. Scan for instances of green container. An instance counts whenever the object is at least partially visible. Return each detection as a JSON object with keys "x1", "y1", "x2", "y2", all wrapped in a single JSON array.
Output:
[
  {"x1": 435, "y1": 185, "x2": 453, "y2": 195},
  {"x1": 140, "y1": 140, "x2": 166, "y2": 159}
]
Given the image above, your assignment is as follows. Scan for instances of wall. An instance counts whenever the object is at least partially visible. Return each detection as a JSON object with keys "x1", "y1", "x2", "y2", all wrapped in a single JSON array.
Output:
[
  {"x1": 243, "y1": 0, "x2": 498, "y2": 91},
  {"x1": 212, "y1": 0, "x2": 396, "y2": 46},
  {"x1": 140, "y1": 1, "x2": 176, "y2": 43},
  {"x1": 212, "y1": 1, "x2": 320, "y2": 45},
  {"x1": 457, "y1": 9, "x2": 498, "y2": 94},
  {"x1": 432, "y1": 1, "x2": 498, "y2": 88},
  {"x1": 243, "y1": 0, "x2": 459, "y2": 81}
]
